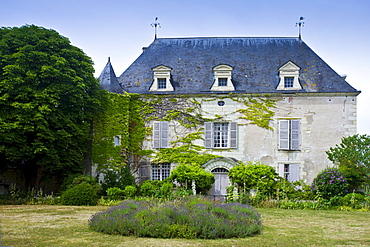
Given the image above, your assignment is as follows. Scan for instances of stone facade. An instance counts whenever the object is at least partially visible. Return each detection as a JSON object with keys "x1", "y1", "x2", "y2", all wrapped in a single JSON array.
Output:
[{"x1": 99, "y1": 37, "x2": 360, "y2": 195}]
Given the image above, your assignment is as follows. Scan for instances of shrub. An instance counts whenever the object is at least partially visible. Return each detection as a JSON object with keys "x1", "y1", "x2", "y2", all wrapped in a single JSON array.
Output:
[
  {"x1": 61, "y1": 174, "x2": 101, "y2": 195},
  {"x1": 61, "y1": 182, "x2": 99, "y2": 206},
  {"x1": 124, "y1": 185, "x2": 137, "y2": 198},
  {"x1": 342, "y1": 193, "x2": 365, "y2": 209},
  {"x1": 228, "y1": 161, "x2": 280, "y2": 196},
  {"x1": 89, "y1": 197, "x2": 262, "y2": 239},
  {"x1": 173, "y1": 187, "x2": 193, "y2": 198},
  {"x1": 311, "y1": 168, "x2": 349, "y2": 199},
  {"x1": 275, "y1": 179, "x2": 315, "y2": 200},
  {"x1": 159, "y1": 182, "x2": 173, "y2": 198},
  {"x1": 139, "y1": 180, "x2": 157, "y2": 197},
  {"x1": 107, "y1": 187, "x2": 124, "y2": 200},
  {"x1": 99, "y1": 165, "x2": 136, "y2": 194},
  {"x1": 168, "y1": 163, "x2": 215, "y2": 194}
]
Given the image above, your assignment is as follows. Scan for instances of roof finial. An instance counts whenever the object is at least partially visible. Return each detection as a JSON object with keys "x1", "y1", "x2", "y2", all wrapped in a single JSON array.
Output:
[
  {"x1": 151, "y1": 17, "x2": 161, "y2": 40},
  {"x1": 296, "y1": 17, "x2": 305, "y2": 40}
]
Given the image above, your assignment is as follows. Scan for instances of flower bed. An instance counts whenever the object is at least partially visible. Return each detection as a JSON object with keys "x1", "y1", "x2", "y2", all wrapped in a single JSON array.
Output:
[{"x1": 89, "y1": 197, "x2": 262, "y2": 239}]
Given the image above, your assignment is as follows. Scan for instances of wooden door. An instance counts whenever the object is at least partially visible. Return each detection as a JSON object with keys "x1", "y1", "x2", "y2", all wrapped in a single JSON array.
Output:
[{"x1": 210, "y1": 168, "x2": 229, "y2": 196}]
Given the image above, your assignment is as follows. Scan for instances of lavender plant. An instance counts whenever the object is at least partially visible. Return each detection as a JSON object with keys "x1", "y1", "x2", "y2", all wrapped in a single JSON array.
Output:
[{"x1": 89, "y1": 197, "x2": 262, "y2": 239}]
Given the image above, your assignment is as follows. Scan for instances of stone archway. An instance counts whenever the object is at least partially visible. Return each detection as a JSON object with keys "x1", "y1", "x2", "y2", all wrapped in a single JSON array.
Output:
[{"x1": 203, "y1": 158, "x2": 238, "y2": 196}]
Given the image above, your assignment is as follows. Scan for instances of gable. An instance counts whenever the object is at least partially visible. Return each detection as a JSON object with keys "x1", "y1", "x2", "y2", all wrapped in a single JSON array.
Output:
[{"x1": 279, "y1": 61, "x2": 300, "y2": 71}]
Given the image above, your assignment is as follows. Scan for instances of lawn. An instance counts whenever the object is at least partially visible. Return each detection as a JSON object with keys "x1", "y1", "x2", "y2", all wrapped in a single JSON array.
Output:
[{"x1": 1, "y1": 205, "x2": 369, "y2": 246}]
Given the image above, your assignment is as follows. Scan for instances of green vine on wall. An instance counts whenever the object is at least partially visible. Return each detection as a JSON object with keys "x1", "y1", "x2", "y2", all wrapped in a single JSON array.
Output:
[
  {"x1": 231, "y1": 96, "x2": 277, "y2": 130},
  {"x1": 92, "y1": 92, "x2": 152, "y2": 172},
  {"x1": 92, "y1": 92, "x2": 277, "y2": 173},
  {"x1": 92, "y1": 91, "x2": 131, "y2": 170}
]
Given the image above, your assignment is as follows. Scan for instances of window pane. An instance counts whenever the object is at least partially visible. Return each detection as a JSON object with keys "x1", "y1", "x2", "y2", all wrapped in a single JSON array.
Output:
[
  {"x1": 158, "y1": 78, "x2": 166, "y2": 89},
  {"x1": 152, "y1": 164, "x2": 160, "y2": 180},
  {"x1": 152, "y1": 163, "x2": 170, "y2": 180},
  {"x1": 113, "y1": 136, "x2": 120, "y2": 146},
  {"x1": 161, "y1": 164, "x2": 171, "y2": 180},
  {"x1": 284, "y1": 77, "x2": 294, "y2": 88},
  {"x1": 218, "y1": 78, "x2": 227, "y2": 86},
  {"x1": 284, "y1": 164, "x2": 289, "y2": 180},
  {"x1": 213, "y1": 123, "x2": 228, "y2": 148}
]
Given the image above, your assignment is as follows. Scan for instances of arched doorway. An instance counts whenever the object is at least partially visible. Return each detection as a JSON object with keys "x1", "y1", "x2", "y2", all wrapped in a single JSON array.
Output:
[
  {"x1": 203, "y1": 158, "x2": 238, "y2": 196},
  {"x1": 211, "y1": 168, "x2": 229, "y2": 195}
]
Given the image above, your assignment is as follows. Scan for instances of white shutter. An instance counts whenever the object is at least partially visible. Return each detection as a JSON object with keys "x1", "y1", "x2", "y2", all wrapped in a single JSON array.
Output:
[
  {"x1": 153, "y1": 121, "x2": 161, "y2": 148},
  {"x1": 278, "y1": 164, "x2": 285, "y2": 178},
  {"x1": 279, "y1": 120, "x2": 290, "y2": 150},
  {"x1": 160, "y1": 121, "x2": 169, "y2": 148},
  {"x1": 288, "y1": 164, "x2": 300, "y2": 182},
  {"x1": 290, "y1": 120, "x2": 300, "y2": 150},
  {"x1": 229, "y1": 122, "x2": 237, "y2": 148},
  {"x1": 204, "y1": 122, "x2": 213, "y2": 148}
]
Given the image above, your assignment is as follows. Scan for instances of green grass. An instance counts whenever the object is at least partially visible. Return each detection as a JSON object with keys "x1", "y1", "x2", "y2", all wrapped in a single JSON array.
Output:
[{"x1": 1, "y1": 205, "x2": 369, "y2": 246}]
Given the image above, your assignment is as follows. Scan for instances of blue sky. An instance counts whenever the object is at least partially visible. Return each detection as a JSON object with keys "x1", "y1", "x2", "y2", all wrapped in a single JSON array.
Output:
[{"x1": 2, "y1": 0, "x2": 369, "y2": 135}]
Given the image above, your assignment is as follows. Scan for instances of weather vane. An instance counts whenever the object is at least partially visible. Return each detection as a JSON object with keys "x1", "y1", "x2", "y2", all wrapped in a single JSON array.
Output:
[
  {"x1": 151, "y1": 17, "x2": 161, "y2": 40},
  {"x1": 296, "y1": 17, "x2": 305, "y2": 39}
]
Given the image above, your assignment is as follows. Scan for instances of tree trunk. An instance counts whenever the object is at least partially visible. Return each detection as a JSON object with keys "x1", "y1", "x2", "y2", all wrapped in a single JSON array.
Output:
[
  {"x1": 83, "y1": 120, "x2": 94, "y2": 176},
  {"x1": 22, "y1": 161, "x2": 39, "y2": 190}
]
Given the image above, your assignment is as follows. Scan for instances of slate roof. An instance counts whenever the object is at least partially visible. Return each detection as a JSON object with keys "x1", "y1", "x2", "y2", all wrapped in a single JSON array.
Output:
[
  {"x1": 98, "y1": 57, "x2": 122, "y2": 93},
  {"x1": 106, "y1": 37, "x2": 360, "y2": 95}
]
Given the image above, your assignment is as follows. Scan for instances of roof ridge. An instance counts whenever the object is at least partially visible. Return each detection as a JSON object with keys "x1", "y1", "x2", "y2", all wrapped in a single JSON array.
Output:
[{"x1": 156, "y1": 37, "x2": 299, "y2": 40}]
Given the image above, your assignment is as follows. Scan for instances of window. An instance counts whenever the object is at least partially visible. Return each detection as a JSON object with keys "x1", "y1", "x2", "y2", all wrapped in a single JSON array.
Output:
[
  {"x1": 113, "y1": 136, "x2": 120, "y2": 146},
  {"x1": 284, "y1": 77, "x2": 294, "y2": 88},
  {"x1": 276, "y1": 61, "x2": 302, "y2": 90},
  {"x1": 205, "y1": 122, "x2": 237, "y2": 148},
  {"x1": 278, "y1": 164, "x2": 300, "y2": 182},
  {"x1": 157, "y1": 78, "x2": 167, "y2": 89},
  {"x1": 210, "y1": 65, "x2": 235, "y2": 91},
  {"x1": 278, "y1": 119, "x2": 300, "y2": 150},
  {"x1": 213, "y1": 123, "x2": 228, "y2": 148},
  {"x1": 153, "y1": 121, "x2": 169, "y2": 148},
  {"x1": 152, "y1": 163, "x2": 171, "y2": 180},
  {"x1": 149, "y1": 65, "x2": 174, "y2": 91},
  {"x1": 218, "y1": 78, "x2": 228, "y2": 87}
]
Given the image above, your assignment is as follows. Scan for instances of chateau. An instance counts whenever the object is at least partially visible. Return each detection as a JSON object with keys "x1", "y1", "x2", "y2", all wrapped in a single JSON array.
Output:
[{"x1": 99, "y1": 37, "x2": 360, "y2": 196}]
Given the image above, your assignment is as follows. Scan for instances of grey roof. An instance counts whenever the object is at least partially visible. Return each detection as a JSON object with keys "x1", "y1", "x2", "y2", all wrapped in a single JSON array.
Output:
[
  {"x1": 98, "y1": 57, "x2": 122, "y2": 93},
  {"x1": 107, "y1": 37, "x2": 360, "y2": 95}
]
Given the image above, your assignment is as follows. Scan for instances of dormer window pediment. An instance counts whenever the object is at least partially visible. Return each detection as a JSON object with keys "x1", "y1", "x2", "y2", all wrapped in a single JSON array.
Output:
[
  {"x1": 211, "y1": 64, "x2": 235, "y2": 91},
  {"x1": 149, "y1": 65, "x2": 174, "y2": 92},
  {"x1": 277, "y1": 61, "x2": 302, "y2": 90}
]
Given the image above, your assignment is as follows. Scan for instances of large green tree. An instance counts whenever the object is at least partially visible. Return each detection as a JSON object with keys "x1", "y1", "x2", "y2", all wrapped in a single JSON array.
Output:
[
  {"x1": 0, "y1": 25, "x2": 103, "y2": 189},
  {"x1": 326, "y1": 134, "x2": 370, "y2": 188}
]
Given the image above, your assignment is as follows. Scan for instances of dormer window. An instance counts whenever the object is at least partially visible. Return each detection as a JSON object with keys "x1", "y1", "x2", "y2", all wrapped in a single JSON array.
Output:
[
  {"x1": 157, "y1": 78, "x2": 167, "y2": 89},
  {"x1": 149, "y1": 65, "x2": 174, "y2": 92},
  {"x1": 218, "y1": 78, "x2": 228, "y2": 87},
  {"x1": 277, "y1": 61, "x2": 302, "y2": 90},
  {"x1": 284, "y1": 77, "x2": 294, "y2": 88},
  {"x1": 211, "y1": 65, "x2": 235, "y2": 91}
]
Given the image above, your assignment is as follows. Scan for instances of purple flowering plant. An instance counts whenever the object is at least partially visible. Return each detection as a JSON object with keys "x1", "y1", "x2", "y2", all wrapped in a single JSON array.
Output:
[
  {"x1": 311, "y1": 168, "x2": 349, "y2": 199},
  {"x1": 89, "y1": 197, "x2": 262, "y2": 239}
]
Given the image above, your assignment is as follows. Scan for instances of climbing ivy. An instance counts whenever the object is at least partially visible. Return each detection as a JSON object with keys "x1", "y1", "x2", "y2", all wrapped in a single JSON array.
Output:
[
  {"x1": 231, "y1": 96, "x2": 277, "y2": 130},
  {"x1": 92, "y1": 91, "x2": 130, "y2": 170},
  {"x1": 91, "y1": 93, "x2": 277, "y2": 176},
  {"x1": 92, "y1": 92, "x2": 151, "y2": 172}
]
